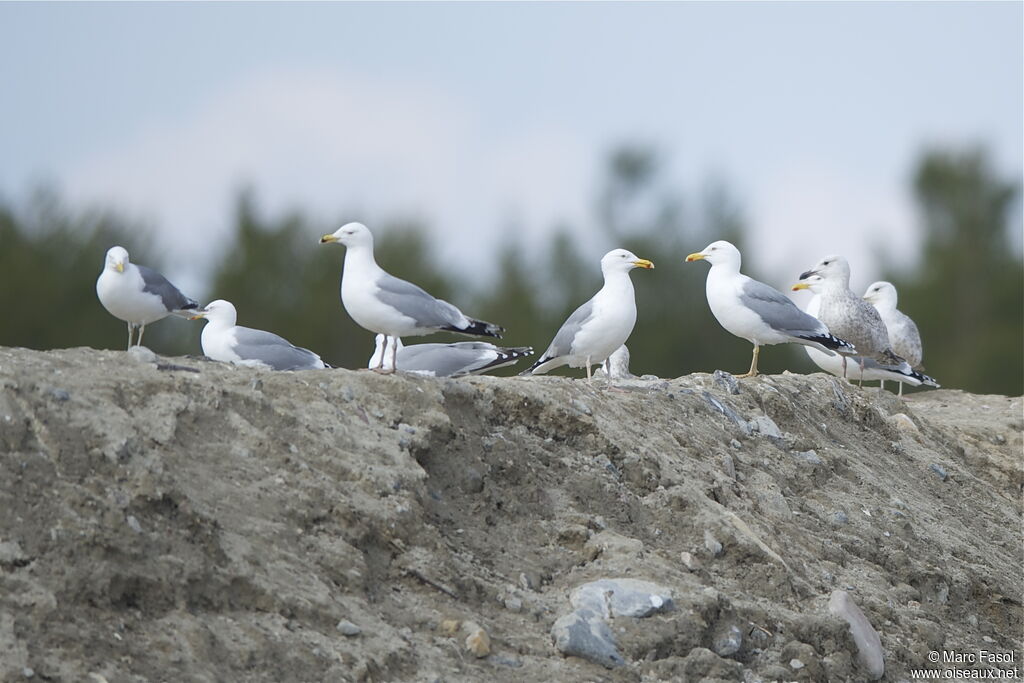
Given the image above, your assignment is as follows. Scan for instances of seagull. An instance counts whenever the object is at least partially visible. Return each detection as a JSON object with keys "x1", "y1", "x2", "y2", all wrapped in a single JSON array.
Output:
[
  {"x1": 522, "y1": 249, "x2": 653, "y2": 380},
  {"x1": 191, "y1": 299, "x2": 326, "y2": 371},
  {"x1": 686, "y1": 240, "x2": 854, "y2": 378},
  {"x1": 95, "y1": 246, "x2": 198, "y2": 349},
  {"x1": 801, "y1": 276, "x2": 938, "y2": 389},
  {"x1": 793, "y1": 256, "x2": 911, "y2": 385},
  {"x1": 596, "y1": 345, "x2": 634, "y2": 380},
  {"x1": 368, "y1": 334, "x2": 533, "y2": 377},
  {"x1": 863, "y1": 281, "x2": 926, "y2": 395},
  {"x1": 320, "y1": 222, "x2": 502, "y2": 372}
]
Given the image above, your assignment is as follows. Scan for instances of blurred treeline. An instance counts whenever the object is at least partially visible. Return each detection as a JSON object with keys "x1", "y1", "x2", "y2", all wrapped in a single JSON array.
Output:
[{"x1": 1, "y1": 145, "x2": 1020, "y2": 396}]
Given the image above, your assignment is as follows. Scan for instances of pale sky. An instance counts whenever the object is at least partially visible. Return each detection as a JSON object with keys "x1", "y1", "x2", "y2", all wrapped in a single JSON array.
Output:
[{"x1": 2, "y1": 2, "x2": 1021, "y2": 295}]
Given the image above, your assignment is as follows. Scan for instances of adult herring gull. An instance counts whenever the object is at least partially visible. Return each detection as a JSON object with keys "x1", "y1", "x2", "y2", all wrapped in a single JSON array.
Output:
[
  {"x1": 320, "y1": 222, "x2": 503, "y2": 372},
  {"x1": 191, "y1": 300, "x2": 326, "y2": 371},
  {"x1": 686, "y1": 240, "x2": 854, "y2": 378},
  {"x1": 522, "y1": 249, "x2": 653, "y2": 380},
  {"x1": 369, "y1": 334, "x2": 533, "y2": 377},
  {"x1": 96, "y1": 246, "x2": 198, "y2": 349}
]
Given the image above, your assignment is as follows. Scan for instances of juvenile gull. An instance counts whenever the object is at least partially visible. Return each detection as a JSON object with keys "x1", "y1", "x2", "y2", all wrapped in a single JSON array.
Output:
[
  {"x1": 686, "y1": 240, "x2": 854, "y2": 378},
  {"x1": 522, "y1": 249, "x2": 653, "y2": 380},
  {"x1": 320, "y1": 222, "x2": 502, "y2": 372},
  {"x1": 96, "y1": 246, "x2": 198, "y2": 349},
  {"x1": 191, "y1": 300, "x2": 326, "y2": 371},
  {"x1": 369, "y1": 334, "x2": 533, "y2": 377},
  {"x1": 793, "y1": 256, "x2": 911, "y2": 384},
  {"x1": 801, "y1": 277, "x2": 937, "y2": 388},
  {"x1": 864, "y1": 281, "x2": 927, "y2": 395}
]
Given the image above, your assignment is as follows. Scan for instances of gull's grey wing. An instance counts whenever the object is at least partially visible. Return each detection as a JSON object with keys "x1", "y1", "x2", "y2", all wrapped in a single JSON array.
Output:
[
  {"x1": 739, "y1": 279, "x2": 827, "y2": 336},
  {"x1": 399, "y1": 342, "x2": 532, "y2": 376},
  {"x1": 137, "y1": 264, "x2": 198, "y2": 311},
  {"x1": 544, "y1": 299, "x2": 596, "y2": 359},
  {"x1": 375, "y1": 272, "x2": 465, "y2": 329},
  {"x1": 233, "y1": 326, "x2": 324, "y2": 371}
]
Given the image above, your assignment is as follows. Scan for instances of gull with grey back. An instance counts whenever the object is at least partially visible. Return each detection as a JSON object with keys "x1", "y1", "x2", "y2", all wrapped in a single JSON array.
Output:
[
  {"x1": 369, "y1": 335, "x2": 533, "y2": 377},
  {"x1": 320, "y1": 222, "x2": 503, "y2": 372},
  {"x1": 686, "y1": 240, "x2": 854, "y2": 378},
  {"x1": 191, "y1": 300, "x2": 326, "y2": 371},
  {"x1": 95, "y1": 246, "x2": 198, "y2": 349}
]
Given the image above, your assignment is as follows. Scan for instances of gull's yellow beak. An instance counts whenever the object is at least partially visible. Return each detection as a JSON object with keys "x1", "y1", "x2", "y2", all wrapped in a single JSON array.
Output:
[
  {"x1": 633, "y1": 259, "x2": 654, "y2": 269},
  {"x1": 320, "y1": 234, "x2": 338, "y2": 244},
  {"x1": 685, "y1": 252, "x2": 705, "y2": 262},
  {"x1": 115, "y1": 263, "x2": 125, "y2": 273},
  {"x1": 791, "y1": 282, "x2": 811, "y2": 291},
  {"x1": 189, "y1": 311, "x2": 207, "y2": 320}
]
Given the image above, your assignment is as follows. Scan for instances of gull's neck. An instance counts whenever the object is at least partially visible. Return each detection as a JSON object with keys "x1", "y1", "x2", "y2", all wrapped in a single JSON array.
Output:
[{"x1": 343, "y1": 242, "x2": 381, "y2": 275}]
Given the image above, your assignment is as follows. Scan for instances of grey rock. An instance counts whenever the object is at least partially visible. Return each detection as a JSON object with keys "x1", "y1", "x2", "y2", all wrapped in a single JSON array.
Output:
[
  {"x1": 126, "y1": 515, "x2": 142, "y2": 534},
  {"x1": 702, "y1": 392, "x2": 750, "y2": 434},
  {"x1": 833, "y1": 510, "x2": 849, "y2": 525},
  {"x1": 713, "y1": 624, "x2": 743, "y2": 657},
  {"x1": 829, "y1": 590, "x2": 885, "y2": 680},
  {"x1": 48, "y1": 388, "x2": 70, "y2": 402},
  {"x1": 704, "y1": 530, "x2": 723, "y2": 556},
  {"x1": 721, "y1": 454, "x2": 736, "y2": 479},
  {"x1": 462, "y1": 467, "x2": 485, "y2": 494},
  {"x1": 747, "y1": 415, "x2": 782, "y2": 439},
  {"x1": 22, "y1": 668, "x2": 34, "y2": 679},
  {"x1": 792, "y1": 449, "x2": 823, "y2": 465},
  {"x1": 570, "y1": 578, "x2": 674, "y2": 618},
  {"x1": 730, "y1": 438, "x2": 742, "y2": 449},
  {"x1": 571, "y1": 399, "x2": 592, "y2": 416},
  {"x1": 713, "y1": 369, "x2": 740, "y2": 395},
  {"x1": 336, "y1": 619, "x2": 362, "y2": 636},
  {"x1": 790, "y1": 658, "x2": 805, "y2": 670},
  {"x1": 551, "y1": 607, "x2": 624, "y2": 669},
  {"x1": 929, "y1": 464, "x2": 948, "y2": 481},
  {"x1": 504, "y1": 596, "x2": 522, "y2": 612},
  {"x1": 491, "y1": 655, "x2": 523, "y2": 668},
  {"x1": 519, "y1": 572, "x2": 539, "y2": 591}
]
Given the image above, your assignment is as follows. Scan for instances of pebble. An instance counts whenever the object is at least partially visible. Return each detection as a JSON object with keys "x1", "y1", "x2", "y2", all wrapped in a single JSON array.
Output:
[
  {"x1": 721, "y1": 455, "x2": 736, "y2": 479},
  {"x1": 462, "y1": 621, "x2": 491, "y2": 658},
  {"x1": 126, "y1": 515, "x2": 142, "y2": 534},
  {"x1": 790, "y1": 658, "x2": 805, "y2": 670},
  {"x1": 704, "y1": 530, "x2": 723, "y2": 556},
  {"x1": 22, "y1": 668, "x2": 34, "y2": 679},
  {"x1": 929, "y1": 464, "x2": 949, "y2": 481},
  {"x1": 730, "y1": 439, "x2": 742, "y2": 449},
  {"x1": 571, "y1": 399, "x2": 592, "y2": 416},
  {"x1": 680, "y1": 551, "x2": 700, "y2": 571},
  {"x1": 336, "y1": 619, "x2": 361, "y2": 636},
  {"x1": 747, "y1": 415, "x2": 782, "y2": 439},
  {"x1": 504, "y1": 596, "x2": 522, "y2": 612},
  {"x1": 713, "y1": 624, "x2": 743, "y2": 657},
  {"x1": 713, "y1": 369, "x2": 740, "y2": 395},
  {"x1": 551, "y1": 608, "x2": 624, "y2": 669},
  {"x1": 792, "y1": 449, "x2": 823, "y2": 465},
  {"x1": 48, "y1": 388, "x2": 70, "y2": 402},
  {"x1": 127, "y1": 346, "x2": 157, "y2": 364},
  {"x1": 887, "y1": 413, "x2": 918, "y2": 432}
]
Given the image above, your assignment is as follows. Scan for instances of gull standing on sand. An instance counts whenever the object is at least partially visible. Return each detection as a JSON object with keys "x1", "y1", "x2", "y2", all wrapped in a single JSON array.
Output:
[
  {"x1": 96, "y1": 246, "x2": 198, "y2": 349},
  {"x1": 863, "y1": 281, "x2": 926, "y2": 395},
  {"x1": 319, "y1": 222, "x2": 503, "y2": 372},
  {"x1": 369, "y1": 335, "x2": 533, "y2": 377},
  {"x1": 522, "y1": 249, "x2": 653, "y2": 380},
  {"x1": 686, "y1": 240, "x2": 854, "y2": 378},
  {"x1": 800, "y1": 275, "x2": 938, "y2": 389},
  {"x1": 191, "y1": 300, "x2": 326, "y2": 371},
  {"x1": 793, "y1": 256, "x2": 911, "y2": 384}
]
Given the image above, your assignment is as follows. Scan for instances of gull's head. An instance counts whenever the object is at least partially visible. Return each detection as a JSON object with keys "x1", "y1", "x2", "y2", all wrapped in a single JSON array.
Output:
[
  {"x1": 190, "y1": 299, "x2": 237, "y2": 325},
  {"x1": 791, "y1": 273, "x2": 825, "y2": 293},
  {"x1": 105, "y1": 246, "x2": 130, "y2": 273},
  {"x1": 686, "y1": 240, "x2": 740, "y2": 267},
  {"x1": 320, "y1": 222, "x2": 372, "y2": 248},
  {"x1": 863, "y1": 281, "x2": 897, "y2": 307},
  {"x1": 799, "y1": 255, "x2": 850, "y2": 285},
  {"x1": 601, "y1": 248, "x2": 654, "y2": 274}
]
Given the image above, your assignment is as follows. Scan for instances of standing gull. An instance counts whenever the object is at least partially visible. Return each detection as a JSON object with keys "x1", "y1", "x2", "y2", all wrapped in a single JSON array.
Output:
[
  {"x1": 320, "y1": 222, "x2": 502, "y2": 372},
  {"x1": 801, "y1": 276, "x2": 938, "y2": 388},
  {"x1": 369, "y1": 335, "x2": 533, "y2": 377},
  {"x1": 793, "y1": 256, "x2": 911, "y2": 384},
  {"x1": 864, "y1": 281, "x2": 926, "y2": 395},
  {"x1": 190, "y1": 300, "x2": 326, "y2": 371},
  {"x1": 522, "y1": 249, "x2": 653, "y2": 380},
  {"x1": 96, "y1": 246, "x2": 198, "y2": 349},
  {"x1": 686, "y1": 240, "x2": 854, "y2": 378}
]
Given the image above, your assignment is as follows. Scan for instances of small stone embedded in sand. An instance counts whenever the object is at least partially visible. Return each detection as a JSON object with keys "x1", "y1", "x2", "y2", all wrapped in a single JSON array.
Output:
[
  {"x1": 462, "y1": 621, "x2": 491, "y2": 658},
  {"x1": 712, "y1": 624, "x2": 743, "y2": 657},
  {"x1": 829, "y1": 590, "x2": 885, "y2": 680},
  {"x1": 439, "y1": 618, "x2": 461, "y2": 637},
  {"x1": 887, "y1": 412, "x2": 918, "y2": 432},
  {"x1": 570, "y1": 578, "x2": 674, "y2": 618},
  {"x1": 551, "y1": 608, "x2": 624, "y2": 669},
  {"x1": 747, "y1": 415, "x2": 782, "y2": 439},
  {"x1": 790, "y1": 658, "x2": 805, "y2": 669},
  {"x1": 126, "y1": 515, "x2": 142, "y2": 534},
  {"x1": 336, "y1": 619, "x2": 361, "y2": 636},
  {"x1": 713, "y1": 369, "x2": 740, "y2": 395},
  {"x1": 929, "y1": 464, "x2": 949, "y2": 481},
  {"x1": 704, "y1": 530, "x2": 724, "y2": 556}
]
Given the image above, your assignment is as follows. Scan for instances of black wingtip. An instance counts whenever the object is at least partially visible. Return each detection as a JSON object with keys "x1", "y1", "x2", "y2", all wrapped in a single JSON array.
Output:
[
  {"x1": 804, "y1": 333, "x2": 856, "y2": 354},
  {"x1": 449, "y1": 319, "x2": 504, "y2": 339}
]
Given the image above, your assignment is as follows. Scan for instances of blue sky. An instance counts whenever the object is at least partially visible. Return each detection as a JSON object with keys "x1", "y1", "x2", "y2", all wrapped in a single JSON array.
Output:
[{"x1": 2, "y1": 2, "x2": 1021, "y2": 293}]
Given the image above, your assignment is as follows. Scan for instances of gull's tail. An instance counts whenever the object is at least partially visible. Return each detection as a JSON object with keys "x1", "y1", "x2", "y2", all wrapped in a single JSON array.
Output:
[
  {"x1": 448, "y1": 318, "x2": 503, "y2": 339},
  {"x1": 472, "y1": 346, "x2": 533, "y2": 375},
  {"x1": 799, "y1": 332, "x2": 856, "y2": 355}
]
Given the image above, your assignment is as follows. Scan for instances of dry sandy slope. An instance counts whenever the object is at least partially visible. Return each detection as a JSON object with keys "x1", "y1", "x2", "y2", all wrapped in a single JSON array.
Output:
[{"x1": 0, "y1": 346, "x2": 1020, "y2": 682}]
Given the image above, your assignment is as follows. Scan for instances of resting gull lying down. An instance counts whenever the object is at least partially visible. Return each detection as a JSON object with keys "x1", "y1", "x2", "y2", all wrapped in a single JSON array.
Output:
[
  {"x1": 686, "y1": 240, "x2": 854, "y2": 378},
  {"x1": 320, "y1": 222, "x2": 502, "y2": 373},
  {"x1": 191, "y1": 300, "x2": 326, "y2": 371},
  {"x1": 96, "y1": 246, "x2": 198, "y2": 349},
  {"x1": 369, "y1": 334, "x2": 533, "y2": 377},
  {"x1": 522, "y1": 249, "x2": 653, "y2": 380}
]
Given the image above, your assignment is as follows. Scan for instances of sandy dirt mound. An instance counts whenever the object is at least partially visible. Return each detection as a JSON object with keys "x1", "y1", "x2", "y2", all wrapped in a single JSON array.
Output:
[{"x1": 0, "y1": 347, "x2": 1020, "y2": 682}]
